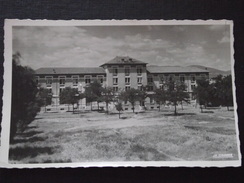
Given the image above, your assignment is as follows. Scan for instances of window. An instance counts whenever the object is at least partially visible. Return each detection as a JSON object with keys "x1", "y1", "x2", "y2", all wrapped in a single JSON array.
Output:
[
  {"x1": 190, "y1": 75, "x2": 196, "y2": 83},
  {"x1": 179, "y1": 75, "x2": 185, "y2": 82},
  {"x1": 150, "y1": 97, "x2": 154, "y2": 104},
  {"x1": 59, "y1": 87, "x2": 65, "y2": 95},
  {"x1": 125, "y1": 86, "x2": 130, "y2": 91},
  {"x1": 148, "y1": 75, "x2": 153, "y2": 83},
  {"x1": 48, "y1": 88, "x2": 52, "y2": 95},
  {"x1": 159, "y1": 85, "x2": 164, "y2": 90},
  {"x1": 113, "y1": 86, "x2": 118, "y2": 92},
  {"x1": 35, "y1": 76, "x2": 39, "y2": 85},
  {"x1": 148, "y1": 85, "x2": 153, "y2": 91},
  {"x1": 112, "y1": 67, "x2": 118, "y2": 76},
  {"x1": 137, "y1": 77, "x2": 142, "y2": 84},
  {"x1": 138, "y1": 85, "x2": 143, "y2": 91},
  {"x1": 159, "y1": 75, "x2": 164, "y2": 84},
  {"x1": 45, "y1": 76, "x2": 53, "y2": 87},
  {"x1": 113, "y1": 78, "x2": 118, "y2": 85},
  {"x1": 125, "y1": 77, "x2": 130, "y2": 85},
  {"x1": 137, "y1": 66, "x2": 142, "y2": 76},
  {"x1": 125, "y1": 66, "x2": 130, "y2": 76},
  {"x1": 97, "y1": 75, "x2": 104, "y2": 84},
  {"x1": 85, "y1": 75, "x2": 91, "y2": 84},
  {"x1": 168, "y1": 74, "x2": 174, "y2": 82},
  {"x1": 191, "y1": 84, "x2": 196, "y2": 91},
  {"x1": 200, "y1": 74, "x2": 206, "y2": 79},
  {"x1": 72, "y1": 76, "x2": 79, "y2": 86},
  {"x1": 59, "y1": 76, "x2": 66, "y2": 87}
]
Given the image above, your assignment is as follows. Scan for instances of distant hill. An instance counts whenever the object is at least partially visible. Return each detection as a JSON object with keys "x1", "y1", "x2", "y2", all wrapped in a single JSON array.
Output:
[{"x1": 188, "y1": 65, "x2": 231, "y2": 78}]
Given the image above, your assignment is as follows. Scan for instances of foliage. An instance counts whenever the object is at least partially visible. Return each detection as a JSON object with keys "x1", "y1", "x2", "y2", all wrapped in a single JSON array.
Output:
[
  {"x1": 100, "y1": 87, "x2": 114, "y2": 114},
  {"x1": 194, "y1": 79, "x2": 211, "y2": 112},
  {"x1": 119, "y1": 88, "x2": 140, "y2": 113},
  {"x1": 59, "y1": 87, "x2": 82, "y2": 112},
  {"x1": 137, "y1": 89, "x2": 148, "y2": 107},
  {"x1": 84, "y1": 80, "x2": 103, "y2": 110},
  {"x1": 153, "y1": 88, "x2": 167, "y2": 111},
  {"x1": 211, "y1": 75, "x2": 233, "y2": 110},
  {"x1": 10, "y1": 53, "x2": 40, "y2": 143},
  {"x1": 165, "y1": 80, "x2": 190, "y2": 115},
  {"x1": 36, "y1": 88, "x2": 52, "y2": 108},
  {"x1": 194, "y1": 75, "x2": 233, "y2": 111},
  {"x1": 115, "y1": 102, "x2": 123, "y2": 118}
]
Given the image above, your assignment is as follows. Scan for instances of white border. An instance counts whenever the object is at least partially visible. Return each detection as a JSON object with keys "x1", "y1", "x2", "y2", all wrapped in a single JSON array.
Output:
[{"x1": 0, "y1": 19, "x2": 241, "y2": 168}]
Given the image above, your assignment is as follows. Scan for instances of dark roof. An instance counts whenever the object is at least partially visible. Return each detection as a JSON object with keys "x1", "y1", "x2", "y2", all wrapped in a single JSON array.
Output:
[
  {"x1": 35, "y1": 67, "x2": 106, "y2": 75},
  {"x1": 100, "y1": 56, "x2": 147, "y2": 66},
  {"x1": 147, "y1": 66, "x2": 209, "y2": 74}
]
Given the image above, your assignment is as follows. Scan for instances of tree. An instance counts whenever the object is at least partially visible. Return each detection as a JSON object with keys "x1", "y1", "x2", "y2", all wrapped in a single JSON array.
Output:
[
  {"x1": 100, "y1": 87, "x2": 114, "y2": 114},
  {"x1": 10, "y1": 53, "x2": 41, "y2": 142},
  {"x1": 166, "y1": 80, "x2": 190, "y2": 115},
  {"x1": 59, "y1": 87, "x2": 80, "y2": 113},
  {"x1": 194, "y1": 79, "x2": 211, "y2": 112},
  {"x1": 153, "y1": 88, "x2": 167, "y2": 111},
  {"x1": 36, "y1": 88, "x2": 52, "y2": 112},
  {"x1": 222, "y1": 75, "x2": 234, "y2": 110},
  {"x1": 120, "y1": 88, "x2": 139, "y2": 113},
  {"x1": 115, "y1": 102, "x2": 123, "y2": 119},
  {"x1": 212, "y1": 75, "x2": 233, "y2": 110},
  {"x1": 84, "y1": 80, "x2": 103, "y2": 111},
  {"x1": 137, "y1": 89, "x2": 148, "y2": 107}
]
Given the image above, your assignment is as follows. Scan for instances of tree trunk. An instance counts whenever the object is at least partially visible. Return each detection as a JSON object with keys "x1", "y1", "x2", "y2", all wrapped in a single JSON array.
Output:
[
  {"x1": 106, "y1": 102, "x2": 109, "y2": 114},
  {"x1": 181, "y1": 101, "x2": 183, "y2": 110},
  {"x1": 72, "y1": 104, "x2": 74, "y2": 114},
  {"x1": 119, "y1": 111, "x2": 120, "y2": 119},
  {"x1": 200, "y1": 106, "x2": 203, "y2": 113},
  {"x1": 227, "y1": 105, "x2": 229, "y2": 111},
  {"x1": 174, "y1": 102, "x2": 177, "y2": 115},
  {"x1": 132, "y1": 105, "x2": 135, "y2": 113},
  {"x1": 90, "y1": 102, "x2": 92, "y2": 111},
  {"x1": 44, "y1": 99, "x2": 47, "y2": 112},
  {"x1": 97, "y1": 102, "x2": 100, "y2": 111}
]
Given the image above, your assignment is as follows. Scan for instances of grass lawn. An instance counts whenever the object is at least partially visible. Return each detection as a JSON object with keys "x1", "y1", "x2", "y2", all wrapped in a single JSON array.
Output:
[{"x1": 9, "y1": 106, "x2": 239, "y2": 163}]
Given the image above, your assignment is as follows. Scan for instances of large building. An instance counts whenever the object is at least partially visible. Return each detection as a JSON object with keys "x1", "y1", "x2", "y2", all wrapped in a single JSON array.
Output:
[{"x1": 35, "y1": 56, "x2": 209, "y2": 111}]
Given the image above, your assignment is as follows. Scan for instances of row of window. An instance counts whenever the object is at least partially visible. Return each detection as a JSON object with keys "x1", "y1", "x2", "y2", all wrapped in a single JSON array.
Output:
[
  {"x1": 112, "y1": 77, "x2": 143, "y2": 85},
  {"x1": 112, "y1": 66, "x2": 143, "y2": 76},
  {"x1": 112, "y1": 85, "x2": 143, "y2": 92},
  {"x1": 147, "y1": 74, "x2": 206, "y2": 83},
  {"x1": 46, "y1": 84, "x2": 196, "y2": 95},
  {"x1": 112, "y1": 84, "x2": 196, "y2": 92},
  {"x1": 46, "y1": 87, "x2": 79, "y2": 95},
  {"x1": 37, "y1": 75, "x2": 104, "y2": 87},
  {"x1": 147, "y1": 84, "x2": 196, "y2": 92}
]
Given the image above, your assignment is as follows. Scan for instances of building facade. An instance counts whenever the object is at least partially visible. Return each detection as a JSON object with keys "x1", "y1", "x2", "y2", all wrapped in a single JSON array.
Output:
[{"x1": 35, "y1": 56, "x2": 209, "y2": 110}]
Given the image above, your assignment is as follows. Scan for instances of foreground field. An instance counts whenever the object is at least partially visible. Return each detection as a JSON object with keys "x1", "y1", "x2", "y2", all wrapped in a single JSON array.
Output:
[{"x1": 9, "y1": 107, "x2": 239, "y2": 163}]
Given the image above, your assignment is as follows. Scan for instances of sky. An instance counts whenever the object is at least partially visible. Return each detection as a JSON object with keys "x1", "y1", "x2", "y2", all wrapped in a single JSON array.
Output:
[{"x1": 13, "y1": 24, "x2": 231, "y2": 71}]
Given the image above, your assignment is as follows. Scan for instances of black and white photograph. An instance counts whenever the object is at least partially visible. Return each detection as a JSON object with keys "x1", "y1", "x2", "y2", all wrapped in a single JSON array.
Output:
[{"x1": 0, "y1": 20, "x2": 241, "y2": 167}]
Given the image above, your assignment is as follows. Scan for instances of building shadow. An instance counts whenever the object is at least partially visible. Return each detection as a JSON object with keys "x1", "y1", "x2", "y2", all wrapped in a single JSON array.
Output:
[
  {"x1": 16, "y1": 130, "x2": 43, "y2": 138},
  {"x1": 163, "y1": 113, "x2": 197, "y2": 116},
  {"x1": 9, "y1": 146, "x2": 58, "y2": 161},
  {"x1": 13, "y1": 136, "x2": 48, "y2": 144}
]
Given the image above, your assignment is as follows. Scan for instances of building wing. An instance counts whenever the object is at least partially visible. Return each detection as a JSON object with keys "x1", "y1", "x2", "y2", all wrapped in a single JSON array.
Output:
[
  {"x1": 147, "y1": 65, "x2": 209, "y2": 74},
  {"x1": 35, "y1": 67, "x2": 106, "y2": 75}
]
